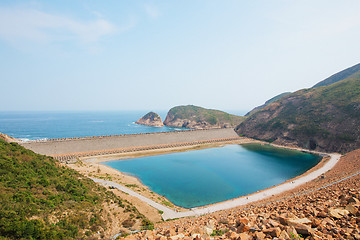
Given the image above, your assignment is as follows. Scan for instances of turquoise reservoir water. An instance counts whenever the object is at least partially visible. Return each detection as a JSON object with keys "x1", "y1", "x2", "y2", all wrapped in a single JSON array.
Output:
[{"x1": 104, "y1": 144, "x2": 321, "y2": 208}]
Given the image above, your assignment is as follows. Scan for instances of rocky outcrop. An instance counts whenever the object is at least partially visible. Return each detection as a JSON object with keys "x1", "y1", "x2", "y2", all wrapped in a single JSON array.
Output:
[
  {"x1": 163, "y1": 105, "x2": 244, "y2": 130},
  {"x1": 236, "y1": 65, "x2": 360, "y2": 153},
  {"x1": 135, "y1": 112, "x2": 164, "y2": 127},
  {"x1": 0, "y1": 132, "x2": 18, "y2": 142}
]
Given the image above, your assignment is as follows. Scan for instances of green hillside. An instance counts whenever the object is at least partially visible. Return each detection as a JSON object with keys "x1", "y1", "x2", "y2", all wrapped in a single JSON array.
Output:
[
  {"x1": 163, "y1": 105, "x2": 245, "y2": 129},
  {"x1": 0, "y1": 139, "x2": 151, "y2": 239},
  {"x1": 236, "y1": 73, "x2": 360, "y2": 153}
]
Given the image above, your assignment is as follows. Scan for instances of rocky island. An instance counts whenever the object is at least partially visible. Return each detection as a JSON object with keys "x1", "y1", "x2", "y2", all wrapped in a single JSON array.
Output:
[
  {"x1": 163, "y1": 105, "x2": 245, "y2": 129},
  {"x1": 135, "y1": 111, "x2": 164, "y2": 127}
]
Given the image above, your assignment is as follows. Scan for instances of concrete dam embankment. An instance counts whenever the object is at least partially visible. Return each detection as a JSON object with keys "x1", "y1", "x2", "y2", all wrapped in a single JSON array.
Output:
[{"x1": 20, "y1": 129, "x2": 242, "y2": 160}]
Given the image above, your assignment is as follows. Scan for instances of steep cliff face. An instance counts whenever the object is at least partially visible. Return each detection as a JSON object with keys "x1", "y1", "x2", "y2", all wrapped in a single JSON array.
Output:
[
  {"x1": 235, "y1": 74, "x2": 360, "y2": 153},
  {"x1": 136, "y1": 112, "x2": 164, "y2": 127},
  {"x1": 163, "y1": 105, "x2": 244, "y2": 129}
]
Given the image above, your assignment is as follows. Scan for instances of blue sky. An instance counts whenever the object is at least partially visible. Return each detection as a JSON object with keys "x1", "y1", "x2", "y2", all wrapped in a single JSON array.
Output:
[{"x1": 1, "y1": 0, "x2": 360, "y2": 113}]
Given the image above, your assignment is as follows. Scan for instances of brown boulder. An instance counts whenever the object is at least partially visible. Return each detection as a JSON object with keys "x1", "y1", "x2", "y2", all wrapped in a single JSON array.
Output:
[
  {"x1": 263, "y1": 227, "x2": 281, "y2": 238},
  {"x1": 254, "y1": 231, "x2": 266, "y2": 240},
  {"x1": 236, "y1": 223, "x2": 250, "y2": 233},
  {"x1": 225, "y1": 230, "x2": 239, "y2": 239},
  {"x1": 317, "y1": 211, "x2": 328, "y2": 218},
  {"x1": 328, "y1": 208, "x2": 349, "y2": 219},
  {"x1": 278, "y1": 230, "x2": 290, "y2": 239},
  {"x1": 346, "y1": 204, "x2": 358, "y2": 215},
  {"x1": 286, "y1": 220, "x2": 313, "y2": 236},
  {"x1": 238, "y1": 232, "x2": 251, "y2": 240},
  {"x1": 348, "y1": 197, "x2": 360, "y2": 205},
  {"x1": 236, "y1": 218, "x2": 249, "y2": 226}
]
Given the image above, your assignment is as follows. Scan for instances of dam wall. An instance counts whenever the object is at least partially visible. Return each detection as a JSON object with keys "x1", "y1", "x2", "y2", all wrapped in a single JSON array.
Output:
[{"x1": 20, "y1": 129, "x2": 241, "y2": 161}]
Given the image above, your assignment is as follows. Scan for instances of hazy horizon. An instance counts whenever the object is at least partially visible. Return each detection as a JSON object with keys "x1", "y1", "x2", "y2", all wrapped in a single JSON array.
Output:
[{"x1": 1, "y1": 1, "x2": 360, "y2": 112}]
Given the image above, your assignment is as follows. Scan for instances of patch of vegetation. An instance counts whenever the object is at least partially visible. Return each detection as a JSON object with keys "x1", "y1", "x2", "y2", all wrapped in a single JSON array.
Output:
[
  {"x1": 161, "y1": 201, "x2": 174, "y2": 208},
  {"x1": 0, "y1": 139, "x2": 150, "y2": 239},
  {"x1": 211, "y1": 229, "x2": 228, "y2": 236},
  {"x1": 166, "y1": 105, "x2": 245, "y2": 127},
  {"x1": 141, "y1": 219, "x2": 154, "y2": 230},
  {"x1": 125, "y1": 184, "x2": 139, "y2": 188}
]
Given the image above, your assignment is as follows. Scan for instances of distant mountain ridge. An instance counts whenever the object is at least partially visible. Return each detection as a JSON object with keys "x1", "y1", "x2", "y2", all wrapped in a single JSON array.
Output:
[
  {"x1": 245, "y1": 63, "x2": 360, "y2": 117},
  {"x1": 163, "y1": 105, "x2": 245, "y2": 129},
  {"x1": 245, "y1": 92, "x2": 292, "y2": 116},
  {"x1": 236, "y1": 64, "x2": 360, "y2": 153},
  {"x1": 313, "y1": 63, "x2": 360, "y2": 88}
]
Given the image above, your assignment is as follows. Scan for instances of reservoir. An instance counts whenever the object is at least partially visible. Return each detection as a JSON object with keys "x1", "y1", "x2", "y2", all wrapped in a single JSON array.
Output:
[{"x1": 104, "y1": 144, "x2": 321, "y2": 208}]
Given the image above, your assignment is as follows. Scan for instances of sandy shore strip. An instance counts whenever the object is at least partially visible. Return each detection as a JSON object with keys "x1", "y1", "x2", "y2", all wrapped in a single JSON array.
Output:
[{"x1": 83, "y1": 144, "x2": 340, "y2": 220}]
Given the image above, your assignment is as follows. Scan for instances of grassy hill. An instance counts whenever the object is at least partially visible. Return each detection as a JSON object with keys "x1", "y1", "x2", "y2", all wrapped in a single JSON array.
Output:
[
  {"x1": 0, "y1": 139, "x2": 152, "y2": 239},
  {"x1": 235, "y1": 69, "x2": 360, "y2": 153},
  {"x1": 163, "y1": 105, "x2": 245, "y2": 129}
]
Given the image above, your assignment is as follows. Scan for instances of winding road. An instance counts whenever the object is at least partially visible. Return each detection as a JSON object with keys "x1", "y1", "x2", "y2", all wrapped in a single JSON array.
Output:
[{"x1": 91, "y1": 152, "x2": 341, "y2": 220}]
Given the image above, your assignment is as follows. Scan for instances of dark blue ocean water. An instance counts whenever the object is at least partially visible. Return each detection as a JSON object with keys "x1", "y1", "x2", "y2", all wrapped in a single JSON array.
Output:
[
  {"x1": 104, "y1": 144, "x2": 320, "y2": 208},
  {"x1": 0, "y1": 111, "x2": 186, "y2": 140}
]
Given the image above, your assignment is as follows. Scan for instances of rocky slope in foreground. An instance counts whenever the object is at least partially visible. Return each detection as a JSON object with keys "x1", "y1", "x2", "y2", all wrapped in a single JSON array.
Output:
[
  {"x1": 135, "y1": 111, "x2": 164, "y2": 127},
  {"x1": 235, "y1": 65, "x2": 360, "y2": 153},
  {"x1": 163, "y1": 105, "x2": 245, "y2": 129}
]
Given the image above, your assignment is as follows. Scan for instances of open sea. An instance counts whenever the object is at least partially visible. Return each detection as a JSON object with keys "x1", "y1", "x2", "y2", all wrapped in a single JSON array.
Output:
[{"x1": 0, "y1": 111, "x2": 187, "y2": 140}]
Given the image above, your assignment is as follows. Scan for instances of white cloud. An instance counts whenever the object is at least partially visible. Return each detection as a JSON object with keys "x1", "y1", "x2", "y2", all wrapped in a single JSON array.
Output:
[
  {"x1": 0, "y1": 7, "x2": 117, "y2": 44},
  {"x1": 144, "y1": 4, "x2": 160, "y2": 19}
]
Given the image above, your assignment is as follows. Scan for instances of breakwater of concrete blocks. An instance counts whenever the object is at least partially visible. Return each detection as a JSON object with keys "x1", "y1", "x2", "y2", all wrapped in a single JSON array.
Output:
[{"x1": 19, "y1": 128, "x2": 244, "y2": 162}]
